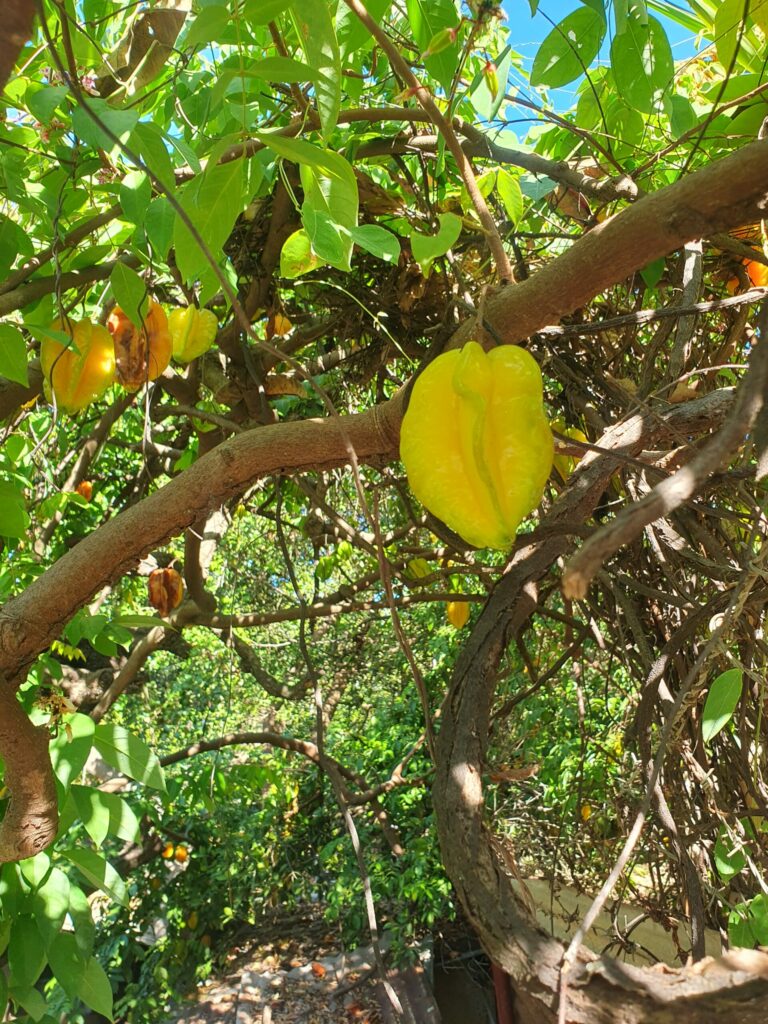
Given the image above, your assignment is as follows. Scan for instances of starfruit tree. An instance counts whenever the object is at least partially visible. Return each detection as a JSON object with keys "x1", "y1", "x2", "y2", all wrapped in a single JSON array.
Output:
[{"x1": 2, "y1": 0, "x2": 768, "y2": 1021}]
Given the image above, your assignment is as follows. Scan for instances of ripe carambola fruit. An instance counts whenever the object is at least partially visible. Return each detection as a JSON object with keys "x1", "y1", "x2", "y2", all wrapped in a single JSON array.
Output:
[
  {"x1": 168, "y1": 306, "x2": 218, "y2": 363},
  {"x1": 41, "y1": 319, "x2": 116, "y2": 414},
  {"x1": 446, "y1": 600, "x2": 469, "y2": 629},
  {"x1": 108, "y1": 299, "x2": 172, "y2": 390},
  {"x1": 400, "y1": 341, "x2": 553, "y2": 550}
]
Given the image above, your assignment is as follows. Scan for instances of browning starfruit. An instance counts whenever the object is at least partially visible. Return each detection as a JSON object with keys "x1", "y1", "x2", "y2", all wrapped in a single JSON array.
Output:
[
  {"x1": 41, "y1": 318, "x2": 116, "y2": 414},
  {"x1": 108, "y1": 299, "x2": 172, "y2": 390},
  {"x1": 168, "y1": 306, "x2": 218, "y2": 363},
  {"x1": 400, "y1": 341, "x2": 553, "y2": 549},
  {"x1": 148, "y1": 567, "x2": 184, "y2": 617}
]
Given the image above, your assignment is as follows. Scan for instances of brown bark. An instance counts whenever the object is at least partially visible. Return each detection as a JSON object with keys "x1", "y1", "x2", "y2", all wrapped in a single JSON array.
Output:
[
  {"x1": 0, "y1": 683, "x2": 57, "y2": 861},
  {"x1": 0, "y1": 0, "x2": 35, "y2": 96}
]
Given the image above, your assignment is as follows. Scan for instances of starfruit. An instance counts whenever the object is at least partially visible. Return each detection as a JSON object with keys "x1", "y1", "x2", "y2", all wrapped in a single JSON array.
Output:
[
  {"x1": 108, "y1": 299, "x2": 172, "y2": 390},
  {"x1": 168, "y1": 306, "x2": 218, "y2": 363},
  {"x1": 41, "y1": 318, "x2": 116, "y2": 414},
  {"x1": 148, "y1": 567, "x2": 184, "y2": 617},
  {"x1": 745, "y1": 259, "x2": 768, "y2": 289},
  {"x1": 552, "y1": 419, "x2": 588, "y2": 481},
  {"x1": 400, "y1": 341, "x2": 553, "y2": 549},
  {"x1": 446, "y1": 600, "x2": 470, "y2": 629}
]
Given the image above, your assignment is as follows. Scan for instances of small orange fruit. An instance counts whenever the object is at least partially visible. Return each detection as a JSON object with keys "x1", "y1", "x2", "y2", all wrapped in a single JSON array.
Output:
[
  {"x1": 174, "y1": 844, "x2": 189, "y2": 863},
  {"x1": 161, "y1": 843, "x2": 175, "y2": 860}
]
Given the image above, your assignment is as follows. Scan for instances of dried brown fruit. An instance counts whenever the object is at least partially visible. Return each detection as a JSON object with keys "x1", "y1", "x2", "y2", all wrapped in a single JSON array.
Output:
[
  {"x1": 108, "y1": 299, "x2": 172, "y2": 391},
  {"x1": 148, "y1": 567, "x2": 184, "y2": 617}
]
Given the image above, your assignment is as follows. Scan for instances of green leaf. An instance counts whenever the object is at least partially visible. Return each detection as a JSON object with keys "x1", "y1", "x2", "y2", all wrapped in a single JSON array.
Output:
[
  {"x1": 0, "y1": 970, "x2": 6, "y2": 1019},
  {"x1": 470, "y1": 44, "x2": 513, "y2": 122},
  {"x1": 68, "y1": 885, "x2": 96, "y2": 959},
  {"x1": 531, "y1": 7, "x2": 606, "y2": 88},
  {"x1": 0, "y1": 324, "x2": 29, "y2": 386},
  {"x1": 729, "y1": 904, "x2": 756, "y2": 948},
  {"x1": 243, "y1": 0, "x2": 292, "y2": 25},
  {"x1": 496, "y1": 169, "x2": 523, "y2": 225},
  {"x1": 132, "y1": 122, "x2": 176, "y2": 191},
  {"x1": 18, "y1": 852, "x2": 50, "y2": 889},
  {"x1": 8, "y1": 915, "x2": 46, "y2": 988},
  {"x1": 0, "y1": 480, "x2": 29, "y2": 539},
  {"x1": 714, "y1": 826, "x2": 747, "y2": 882},
  {"x1": 702, "y1": 668, "x2": 742, "y2": 743},
  {"x1": 336, "y1": 0, "x2": 391, "y2": 56},
  {"x1": 406, "y1": 0, "x2": 460, "y2": 94},
  {"x1": 30, "y1": 868, "x2": 70, "y2": 947},
  {"x1": 280, "y1": 229, "x2": 325, "y2": 278},
  {"x1": 348, "y1": 224, "x2": 401, "y2": 264},
  {"x1": 9, "y1": 984, "x2": 47, "y2": 1021},
  {"x1": 291, "y1": 0, "x2": 341, "y2": 140},
  {"x1": 249, "y1": 56, "x2": 319, "y2": 82},
  {"x1": 110, "y1": 263, "x2": 149, "y2": 327},
  {"x1": 748, "y1": 893, "x2": 768, "y2": 944},
  {"x1": 94, "y1": 723, "x2": 166, "y2": 791},
  {"x1": 610, "y1": 15, "x2": 673, "y2": 113},
  {"x1": 669, "y1": 94, "x2": 697, "y2": 136},
  {"x1": 77, "y1": 957, "x2": 114, "y2": 1019},
  {"x1": 184, "y1": 5, "x2": 232, "y2": 48},
  {"x1": 302, "y1": 205, "x2": 351, "y2": 270},
  {"x1": 26, "y1": 85, "x2": 68, "y2": 123},
  {"x1": 119, "y1": 170, "x2": 152, "y2": 226},
  {"x1": 71, "y1": 99, "x2": 139, "y2": 153},
  {"x1": 410, "y1": 213, "x2": 462, "y2": 275},
  {"x1": 714, "y1": 0, "x2": 747, "y2": 70},
  {"x1": 71, "y1": 785, "x2": 141, "y2": 847},
  {"x1": 49, "y1": 712, "x2": 95, "y2": 793},
  {"x1": 256, "y1": 133, "x2": 358, "y2": 199},
  {"x1": 48, "y1": 932, "x2": 87, "y2": 1000},
  {"x1": 750, "y1": 0, "x2": 768, "y2": 33},
  {"x1": 174, "y1": 158, "x2": 246, "y2": 285},
  {"x1": 62, "y1": 848, "x2": 128, "y2": 907},
  {"x1": 145, "y1": 197, "x2": 175, "y2": 260},
  {"x1": 640, "y1": 257, "x2": 665, "y2": 289}
]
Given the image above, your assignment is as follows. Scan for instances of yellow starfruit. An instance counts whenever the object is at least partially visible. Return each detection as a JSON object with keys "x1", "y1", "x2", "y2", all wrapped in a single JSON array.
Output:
[
  {"x1": 446, "y1": 600, "x2": 470, "y2": 629},
  {"x1": 400, "y1": 341, "x2": 553, "y2": 549},
  {"x1": 168, "y1": 306, "x2": 218, "y2": 363},
  {"x1": 41, "y1": 318, "x2": 116, "y2": 414}
]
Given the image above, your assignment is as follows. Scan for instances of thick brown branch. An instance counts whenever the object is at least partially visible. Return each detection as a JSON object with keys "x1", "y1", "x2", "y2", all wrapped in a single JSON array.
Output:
[
  {"x1": 0, "y1": 256, "x2": 140, "y2": 317},
  {"x1": 452, "y1": 137, "x2": 768, "y2": 348},
  {"x1": 0, "y1": 0, "x2": 35, "y2": 95},
  {"x1": 0, "y1": 684, "x2": 57, "y2": 862}
]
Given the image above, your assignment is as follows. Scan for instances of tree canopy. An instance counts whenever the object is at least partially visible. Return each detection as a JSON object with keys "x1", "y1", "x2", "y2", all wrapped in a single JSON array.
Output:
[{"x1": 2, "y1": 1, "x2": 768, "y2": 1021}]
